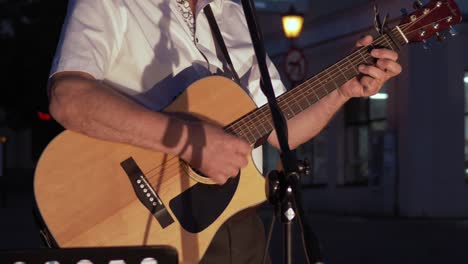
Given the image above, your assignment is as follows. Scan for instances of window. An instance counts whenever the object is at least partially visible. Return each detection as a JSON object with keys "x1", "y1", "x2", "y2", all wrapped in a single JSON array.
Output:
[{"x1": 339, "y1": 86, "x2": 388, "y2": 186}]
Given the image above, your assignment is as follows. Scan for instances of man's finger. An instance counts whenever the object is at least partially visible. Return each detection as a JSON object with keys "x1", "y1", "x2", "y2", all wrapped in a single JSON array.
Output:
[
  {"x1": 371, "y1": 49, "x2": 399, "y2": 61},
  {"x1": 355, "y1": 35, "x2": 373, "y2": 48},
  {"x1": 234, "y1": 138, "x2": 252, "y2": 155},
  {"x1": 358, "y1": 64, "x2": 386, "y2": 80},
  {"x1": 376, "y1": 59, "x2": 402, "y2": 75}
]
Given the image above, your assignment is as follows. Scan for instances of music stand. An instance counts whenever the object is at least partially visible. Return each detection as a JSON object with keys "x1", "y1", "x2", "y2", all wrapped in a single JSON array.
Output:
[{"x1": 0, "y1": 246, "x2": 178, "y2": 264}]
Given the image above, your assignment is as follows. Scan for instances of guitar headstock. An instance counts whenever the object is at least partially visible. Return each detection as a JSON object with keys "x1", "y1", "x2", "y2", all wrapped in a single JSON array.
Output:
[{"x1": 398, "y1": 0, "x2": 462, "y2": 43}]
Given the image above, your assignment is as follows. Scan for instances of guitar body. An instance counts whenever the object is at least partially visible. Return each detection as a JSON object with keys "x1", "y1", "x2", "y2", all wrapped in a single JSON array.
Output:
[{"x1": 34, "y1": 76, "x2": 267, "y2": 263}]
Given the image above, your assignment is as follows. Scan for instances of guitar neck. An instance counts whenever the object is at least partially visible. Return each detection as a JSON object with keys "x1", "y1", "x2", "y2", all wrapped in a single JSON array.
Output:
[{"x1": 225, "y1": 27, "x2": 407, "y2": 145}]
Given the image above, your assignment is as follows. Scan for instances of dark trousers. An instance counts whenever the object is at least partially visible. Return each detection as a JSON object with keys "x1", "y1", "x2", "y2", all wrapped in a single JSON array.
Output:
[{"x1": 200, "y1": 208, "x2": 270, "y2": 264}]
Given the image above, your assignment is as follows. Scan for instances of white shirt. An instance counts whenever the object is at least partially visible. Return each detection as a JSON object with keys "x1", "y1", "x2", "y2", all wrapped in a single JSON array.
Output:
[{"x1": 50, "y1": 0, "x2": 286, "y2": 171}]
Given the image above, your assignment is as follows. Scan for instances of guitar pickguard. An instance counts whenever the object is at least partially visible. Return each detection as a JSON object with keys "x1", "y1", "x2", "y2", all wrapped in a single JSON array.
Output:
[{"x1": 169, "y1": 175, "x2": 239, "y2": 233}]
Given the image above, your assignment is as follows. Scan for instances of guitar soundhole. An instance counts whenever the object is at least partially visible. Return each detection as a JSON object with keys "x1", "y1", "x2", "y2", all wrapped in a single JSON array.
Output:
[
  {"x1": 190, "y1": 166, "x2": 207, "y2": 178},
  {"x1": 189, "y1": 165, "x2": 240, "y2": 179}
]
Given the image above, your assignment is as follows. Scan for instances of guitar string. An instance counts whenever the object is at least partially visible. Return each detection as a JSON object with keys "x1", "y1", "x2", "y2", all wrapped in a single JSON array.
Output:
[
  {"x1": 141, "y1": 22, "x2": 417, "y2": 179},
  {"x1": 224, "y1": 13, "x2": 438, "y2": 142},
  {"x1": 141, "y1": 30, "x2": 407, "y2": 181},
  {"x1": 224, "y1": 6, "x2": 444, "y2": 139},
  {"x1": 224, "y1": 31, "x2": 403, "y2": 141},
  {"x1": 142, "y1": 15, "x2": 432, "y2": 180},
  {"x1": 142, "y1": 36, "x2": 396, "y2": 180}
]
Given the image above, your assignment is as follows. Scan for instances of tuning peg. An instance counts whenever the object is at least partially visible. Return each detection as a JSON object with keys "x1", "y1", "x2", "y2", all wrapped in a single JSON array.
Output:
[
  {"x1": 449, "y1": 26, "x2": 458, "y2": 36},
  {"x1": 400, "y1": 8, "x2": 408, "y2": 16},
  {"x1": 413, "y1": 0, "x2": 423, "y2": 9},
  {"x1": 422, "y1": 39, "x2": 432, "y2": 50},
  {"x1": 436, "y1": 32, "x2": 446, "y2": 42}
]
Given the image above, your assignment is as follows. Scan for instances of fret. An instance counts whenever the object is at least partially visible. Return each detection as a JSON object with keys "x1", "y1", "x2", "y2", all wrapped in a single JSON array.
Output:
[
  {"x1": 324, "y1": 69, "x2": 332, "y2": 85},
  {"x1": 314, "y1": 86, "x2": 328, "y2": 98},
  {"x1": 357, "y1": 50, "x2": 370, "y2": 65},
  {"x1": 235, "y1": 128, "x2": 249, "y2": 142},
  {"x1": 252, "y1": 121, "x2": 263, "y2": 138},
  {"x1": 246, "y1": 125, "x2": 260, "y2": 144},
  {"x1": 334, "y1": 70, "x2": 348, "y2": 87},
  {"x1": 282, "y1": 104, "x2": 295, "y2": 119},
  {"x1": 311, "y1": 86, "x2": 321, "y2": 101},
  {"x1": 288, "y1": 99, "x2": 302, "y2": 115},
  {"x1": 323, "y1": 82, "x2": 336, "y2": 94},
  {"x1": 246, "y1": 134, "x2": 256, "y2": 145},
  {"x1": 259, "y1": 117, "x2": 270, "y2": 134},
  {"x1": 382, "y1": 35, "x2": 395, "y2": 51},
  {"x1": 346, "y1": 56, "x2": 360, "y2": 75},
  {"x1": 326, "y1": 68, "x2": 341, "y2": 90},
  {"x1": 344, "y1": 67, "x2": 357, "y2": 80},
  {"x1": 306, "y1": 93, "x2": 319, "y2": 105},
  {"x1": 285, "y1": 109, "x2": 295, "y2": 120},
  {"x1": 303, "y1": 92, "x2": 312, "y2": 106},
  {"x1": 298, "y1": 97, "x2": 309, "y2": 111},
  {"x1": 235, "y1": 120, "x2": 255, "y2": 143},
  {"x1": 337, "y1": 62, "x2": 349, "y2": 82},
  {"x1": 282, "y1": 99, "x2": 295, "y2": 117},
  {"x1": 262, "y1": 118, "x2": 273, "y2": 132},
  {"x1": 296, "y1": 98, "x2": 305, "y2": 111}
]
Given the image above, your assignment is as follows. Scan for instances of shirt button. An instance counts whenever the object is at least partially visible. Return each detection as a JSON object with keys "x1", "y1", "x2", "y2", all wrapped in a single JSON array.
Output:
[{"x1": 195, "y1": 37, "x2": 199, "y2": 43}]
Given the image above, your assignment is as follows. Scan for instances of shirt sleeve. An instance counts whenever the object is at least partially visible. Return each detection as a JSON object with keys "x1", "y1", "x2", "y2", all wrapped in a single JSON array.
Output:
[
  {"x1": 243, "y1": 55, "x2": 287, "y2": 107},
  {"x1": 50, "y1": 0, "x2": 127, "y2": 80}
]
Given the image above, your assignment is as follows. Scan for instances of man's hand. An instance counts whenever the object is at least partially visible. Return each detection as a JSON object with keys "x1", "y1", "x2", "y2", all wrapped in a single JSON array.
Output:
[
  {"x1": 338, "y1": 35, "x2": 402, "y2": 98},
  {"x1": 179, "y1": 121, "x2": 251, "y2": 185}
]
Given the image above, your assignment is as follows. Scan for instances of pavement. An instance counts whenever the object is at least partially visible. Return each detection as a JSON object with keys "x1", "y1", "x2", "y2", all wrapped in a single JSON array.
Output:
[
  {"x1": 259, "y1": 206, "x2": 468, "y2": 264},
  {"x1": 1, "y1": 179, "x2": 468, "y2": 264}
]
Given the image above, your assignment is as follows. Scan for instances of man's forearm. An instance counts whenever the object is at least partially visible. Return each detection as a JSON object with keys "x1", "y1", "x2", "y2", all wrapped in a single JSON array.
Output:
[
  {"x1": 49, "y1": 72, "x2": 188, "y2": 156},
  {"x1": 267, "y1": 89, "x2": 349, "y2": 149}
]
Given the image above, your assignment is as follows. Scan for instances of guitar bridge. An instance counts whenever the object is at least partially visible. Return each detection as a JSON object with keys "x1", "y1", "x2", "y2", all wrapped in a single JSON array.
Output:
[{"x1": 120, "y1": 157, "x2": 174, "y2": 228}]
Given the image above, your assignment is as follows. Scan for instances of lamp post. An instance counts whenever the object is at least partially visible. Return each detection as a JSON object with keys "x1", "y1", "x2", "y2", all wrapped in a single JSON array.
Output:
[{"x1": 282, "y1": 6, "x2": 306, "y2": 87}]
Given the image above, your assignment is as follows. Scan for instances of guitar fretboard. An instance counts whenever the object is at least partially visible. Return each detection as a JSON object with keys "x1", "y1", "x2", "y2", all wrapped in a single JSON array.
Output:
[{"x1": 224, "y1": 28, "x2": 406, "y2": 145}]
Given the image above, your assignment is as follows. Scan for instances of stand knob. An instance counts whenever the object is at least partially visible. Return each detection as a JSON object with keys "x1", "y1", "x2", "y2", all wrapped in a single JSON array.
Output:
[
  {"x1": 449, "y1": 26, "x2": 458, "y2": 36},
  {"x1": 413, "y1": 0, "x2": 423, "y2": 9},
  {"x1": 298, "y1": 159, "x2": 311, "y2": 177},
  {"x1": 422, "y1": 39, "x2": 431, "y2": 50}
]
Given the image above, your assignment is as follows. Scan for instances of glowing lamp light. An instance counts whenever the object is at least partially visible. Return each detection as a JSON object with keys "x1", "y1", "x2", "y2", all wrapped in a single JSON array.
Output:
[
  {"x1": 282, "y1": 6, "x2": 304, "y2": 39},
  {"x1": 464, "y1": 76, "x2": 468, "y2": 84}
]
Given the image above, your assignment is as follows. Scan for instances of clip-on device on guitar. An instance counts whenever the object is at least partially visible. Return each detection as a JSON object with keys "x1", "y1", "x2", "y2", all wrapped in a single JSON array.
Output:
[{"x1": 239, "y1": 0, "x2": 462, "y2": 263}]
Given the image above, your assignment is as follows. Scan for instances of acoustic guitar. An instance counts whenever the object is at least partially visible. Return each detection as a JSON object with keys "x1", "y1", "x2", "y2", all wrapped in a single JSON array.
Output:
[{"x1": 34, "y1": 1, "x2": 461, "y2": 263}]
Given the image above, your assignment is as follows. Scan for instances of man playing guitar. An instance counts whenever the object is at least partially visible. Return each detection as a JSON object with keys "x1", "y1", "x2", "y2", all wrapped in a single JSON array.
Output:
[{"x1": 46, "y1": 0, "x2": 401, "y2": 262}]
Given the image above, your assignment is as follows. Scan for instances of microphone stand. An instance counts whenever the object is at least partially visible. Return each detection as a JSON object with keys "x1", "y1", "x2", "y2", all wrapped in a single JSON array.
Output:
[{"x1": 240, "y1": 0, "x2": 322, "y2": 263}]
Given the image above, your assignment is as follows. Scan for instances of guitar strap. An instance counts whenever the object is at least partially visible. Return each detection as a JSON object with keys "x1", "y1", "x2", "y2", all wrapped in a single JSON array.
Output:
[{"x1": 203, "y1": 4, "x2": 241, "y2": 85}]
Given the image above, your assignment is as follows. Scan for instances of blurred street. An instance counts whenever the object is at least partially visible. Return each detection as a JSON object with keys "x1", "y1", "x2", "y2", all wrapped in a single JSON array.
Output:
[
  {"x1": 1, "y1": 179, "x2": 467, "y2": 264},
  {"x1": 259, "y1": 207, "x2": 468, "y2": 264}
]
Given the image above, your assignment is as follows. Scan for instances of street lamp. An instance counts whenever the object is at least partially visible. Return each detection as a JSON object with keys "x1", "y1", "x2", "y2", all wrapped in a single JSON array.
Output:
[
  {"x1": 282, "y1": 6, "x2": 306, "y2": 86},
  {"x1": 281, "y1": 6, "x2": 304, "y2": 39}
]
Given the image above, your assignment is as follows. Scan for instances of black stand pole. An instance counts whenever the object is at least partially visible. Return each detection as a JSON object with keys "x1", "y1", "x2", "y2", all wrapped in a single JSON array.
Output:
[{"x1": 239, "y1": 0, "x2": 321, "y2": 263}]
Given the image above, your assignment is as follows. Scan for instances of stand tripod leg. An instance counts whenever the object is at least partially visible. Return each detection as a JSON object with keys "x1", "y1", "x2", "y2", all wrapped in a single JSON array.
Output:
[
  {"x1": 262, "y1": 210, "x2": 276, "y2": 264},
  {"x1": 283, "y1": 221, "x2": 293, "y2": 264}
]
